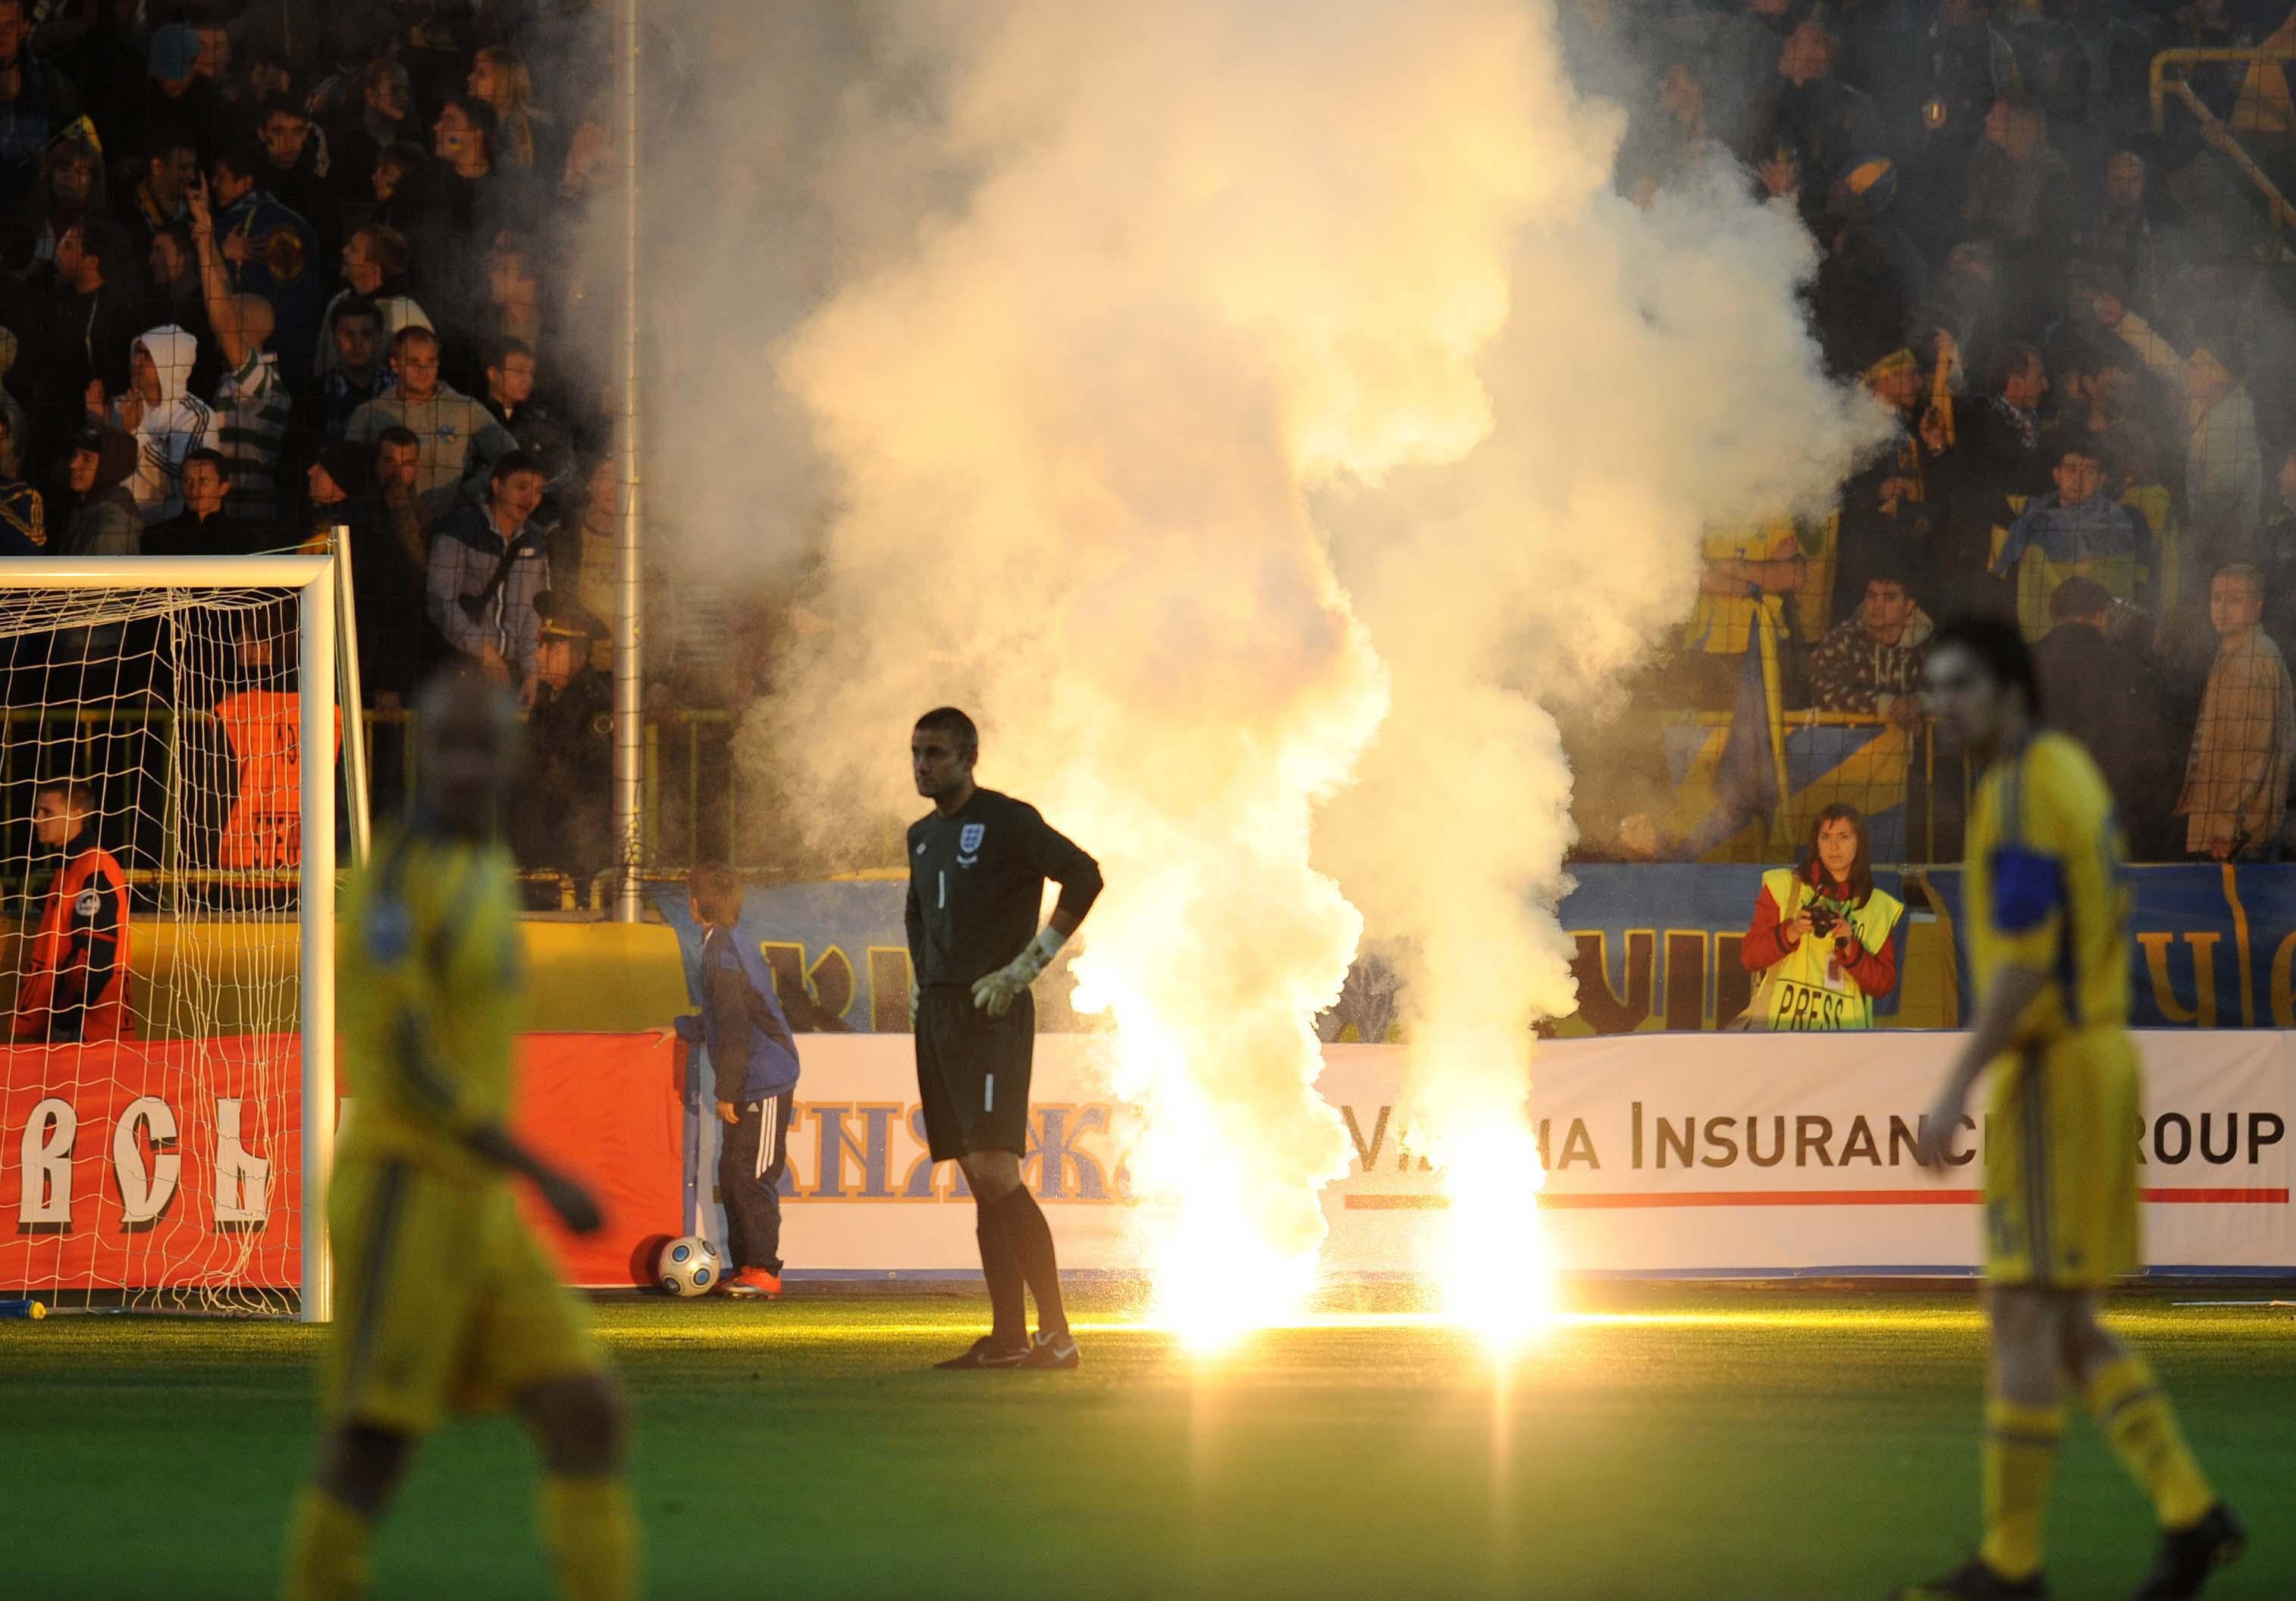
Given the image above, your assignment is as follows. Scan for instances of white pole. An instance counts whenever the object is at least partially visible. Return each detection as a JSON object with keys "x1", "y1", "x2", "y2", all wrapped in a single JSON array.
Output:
[
  {"x1": 299, "y1": 566, "x2": 338, "y2": 1324},
  {"x1": 331, "y1": 525, "x2": 372, "y2": 866},
  {"x1": 612, "y1": 0, "x2": 645, "y2": 921}
]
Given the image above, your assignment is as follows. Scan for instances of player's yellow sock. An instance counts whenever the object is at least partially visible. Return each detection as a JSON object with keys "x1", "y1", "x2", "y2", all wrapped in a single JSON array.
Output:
[
  {"x1": 1978, "y1": 1399, "x2": 2063, "y2": 1582},
  {"x1": 2085, "y1": 1354, "x2": 2216, "y2": 1529},
  {"x1": 540, "y1": 1474, "x2": 638, "y2": 1601},
  {"x1": 281, "y1": 1485, "x2": 374, "y2": 1600}
]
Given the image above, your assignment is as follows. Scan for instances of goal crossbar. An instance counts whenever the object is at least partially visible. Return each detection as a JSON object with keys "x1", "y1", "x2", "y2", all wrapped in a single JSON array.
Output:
[{"x1": 0, "y1": 556, "x2": 337, "y2": 1320}]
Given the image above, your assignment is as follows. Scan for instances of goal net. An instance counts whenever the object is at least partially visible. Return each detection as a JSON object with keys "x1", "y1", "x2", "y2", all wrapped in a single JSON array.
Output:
[{"x1": 0, "y1": 557, "x2": 338, "y2": 1318}]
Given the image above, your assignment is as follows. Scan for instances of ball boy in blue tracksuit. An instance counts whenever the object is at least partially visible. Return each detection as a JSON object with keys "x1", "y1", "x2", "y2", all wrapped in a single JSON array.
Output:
[{"x1": 673, "y1": 863, "x2": 801, "y2": 1296}]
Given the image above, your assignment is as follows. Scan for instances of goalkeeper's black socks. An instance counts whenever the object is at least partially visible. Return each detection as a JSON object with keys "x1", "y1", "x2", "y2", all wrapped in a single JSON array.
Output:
[
  {"x1": 987, "y1": 1185, "x2": 1068, "y2": 1338},
  {"x1": 975, "y1": 1197, "x2": 1027, "y2": 1348}
]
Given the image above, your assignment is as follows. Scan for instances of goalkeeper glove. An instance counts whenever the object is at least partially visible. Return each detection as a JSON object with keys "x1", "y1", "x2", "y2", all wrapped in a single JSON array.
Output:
[{"x1": 971, "y1": 925, "x2": 1067, "y2": 1018}]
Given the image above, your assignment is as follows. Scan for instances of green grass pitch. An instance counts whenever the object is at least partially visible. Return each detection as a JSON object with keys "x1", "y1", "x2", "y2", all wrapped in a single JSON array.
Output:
[{"x1": 1, "y1": 1285, "x2": 2290, "y2": 1598}]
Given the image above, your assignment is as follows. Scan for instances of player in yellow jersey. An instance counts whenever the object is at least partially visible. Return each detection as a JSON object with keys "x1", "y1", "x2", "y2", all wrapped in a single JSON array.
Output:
[
  {"x1": 281, "y1": 676, "x2": 638, "y2": 1601},
  {"x1": 1900, "y1": 618, "x2": 2244, "y2": 1601}
]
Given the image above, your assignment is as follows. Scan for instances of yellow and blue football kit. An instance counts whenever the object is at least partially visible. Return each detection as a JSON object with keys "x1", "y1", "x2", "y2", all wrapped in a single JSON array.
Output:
[
  {"x1": 1963, "y1": 728, "x2": 2141, "y2": 1288},
  {"x1": 1932, "y1": 730, "x2": 2232, "y2": 1599},
  {"x1": 320, "y1": 825, "x2": 601, "y2": 1436}
]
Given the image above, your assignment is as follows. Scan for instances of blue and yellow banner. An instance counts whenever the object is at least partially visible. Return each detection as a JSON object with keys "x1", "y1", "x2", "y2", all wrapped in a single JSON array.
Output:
[
  {"x1": 1923, "y1": 863, "x2": 2296, "y2": 1031},
  {"x1": 653, "y1": 865, "x2": 1916, "y2": 1038}
]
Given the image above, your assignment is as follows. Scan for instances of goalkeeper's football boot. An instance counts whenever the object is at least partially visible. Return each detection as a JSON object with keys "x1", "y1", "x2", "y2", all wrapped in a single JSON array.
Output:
[
  {"x1": 722, "y1": 1268, "x2": 782, "y2": 1299},
  {"x1": 1018, "y1": 1329, "x2": 1080, "y2": 1370},
  {"x1": 1895, "y1": 1557, "x2": 2047, "y2": 1599},
  {"x1": 2132, "y1": 1502, "x2": 2246, "y2": 1600},
  {"x1": 933, "y1": 1335, "x2": 1029, "y2": 1370}
]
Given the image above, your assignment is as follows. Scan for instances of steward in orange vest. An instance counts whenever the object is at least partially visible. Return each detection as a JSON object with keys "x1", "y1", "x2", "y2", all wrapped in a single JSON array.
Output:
[{"x1": 13, "y1": 781, "x2": 133, "y2": 1042}]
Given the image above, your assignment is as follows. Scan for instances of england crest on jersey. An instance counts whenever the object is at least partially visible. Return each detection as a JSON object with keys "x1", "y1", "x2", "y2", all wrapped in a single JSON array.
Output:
[{"x1": 960, "y1": 823, "x2": 985, "y2": 854}]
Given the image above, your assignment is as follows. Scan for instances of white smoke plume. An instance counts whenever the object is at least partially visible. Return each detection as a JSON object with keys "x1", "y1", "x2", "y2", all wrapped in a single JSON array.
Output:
[
  {"x1": 638, "y1": 0, "x2": 1886, "y2": 1327},
  {"x1": 1316, "y1": 149, "x2": 1887, "y2": 1315}
]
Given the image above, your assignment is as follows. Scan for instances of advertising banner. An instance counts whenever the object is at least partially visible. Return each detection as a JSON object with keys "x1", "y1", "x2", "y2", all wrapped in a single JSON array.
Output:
[
  {"x1": 673, "y1": 1031, "x2": 2291, "y2": 1283},
  {"x1": 8, "y1": 1032, "x2": 2286, "y2": 1291},
  {"x1": 0, "y1": 1037, "x2": 304, "y2": 1291},
  {"x1": 0, "y1": 1035, "x2": 677, "y2": 1292}
]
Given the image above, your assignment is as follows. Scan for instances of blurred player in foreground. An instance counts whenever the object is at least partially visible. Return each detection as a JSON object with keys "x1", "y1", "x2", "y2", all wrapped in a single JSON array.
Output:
[
  {"x1": 908, "y1": 707, "x2": 1102, "y2": 1369},
  {"x1": 282, "y1": 676, "x2": 636, "y2": 1600},
  {"x1": 1902, "y1": 618, "x2": 2244, "y2": 1601}
]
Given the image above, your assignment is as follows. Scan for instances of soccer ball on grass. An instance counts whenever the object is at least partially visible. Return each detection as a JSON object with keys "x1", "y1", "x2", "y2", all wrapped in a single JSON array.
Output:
[{"x1": 657, "y1": 1235, "x2": 722, "y2": 1296}]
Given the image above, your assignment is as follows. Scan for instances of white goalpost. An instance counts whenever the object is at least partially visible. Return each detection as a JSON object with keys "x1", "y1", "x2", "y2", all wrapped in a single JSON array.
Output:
[{"x1": 0, "y1": 556, "x2": 337, "y2": 1320}]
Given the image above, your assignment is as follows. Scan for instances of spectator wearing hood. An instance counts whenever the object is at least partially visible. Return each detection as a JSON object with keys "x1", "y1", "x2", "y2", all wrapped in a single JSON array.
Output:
[
  {"x1": 104, "y1": 323, "x2": 210, "y2": 525},
  {"x1": 345, "y1": 325, "x2": 513, "y2": 518},
  {"x1": 206, "y1": 140, "x2": 323, "y2": 389},
  {"x1": 0, "y1": 0, "x2": 77, "y2": 218},
  {"x1": 61, "y1": 427, "x2": 139, "y2": 555}
]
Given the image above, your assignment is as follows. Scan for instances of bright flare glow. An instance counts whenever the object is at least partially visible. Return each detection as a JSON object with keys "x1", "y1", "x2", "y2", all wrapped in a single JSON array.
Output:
[
  {"x1": 1436, "y1": 1119, "x2": 1560, "y2": 1354},
  {"x1": 698, "y1": 0, "x2": 1890, "y2": 1346}
]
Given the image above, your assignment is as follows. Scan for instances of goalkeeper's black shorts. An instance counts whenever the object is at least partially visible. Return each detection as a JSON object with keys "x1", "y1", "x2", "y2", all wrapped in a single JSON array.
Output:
[{"x1": 914, "y1": 985, "x2": 1034, "y2": 1161}]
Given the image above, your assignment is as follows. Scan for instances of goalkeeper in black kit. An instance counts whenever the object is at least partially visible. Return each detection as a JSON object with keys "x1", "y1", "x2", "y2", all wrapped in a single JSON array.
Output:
[{"x1": 906, "y1": 707, "x2": 1102, "y2": 1371}]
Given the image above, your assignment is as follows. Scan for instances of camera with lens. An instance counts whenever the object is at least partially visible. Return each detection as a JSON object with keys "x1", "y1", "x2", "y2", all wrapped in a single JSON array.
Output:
[{"x1": 1806, "y1": 905, "x2": 1840, "y2": 938}]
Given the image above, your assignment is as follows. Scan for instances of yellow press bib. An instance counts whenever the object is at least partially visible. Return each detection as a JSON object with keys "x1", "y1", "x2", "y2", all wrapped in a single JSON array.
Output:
[{"x1": 1748, "y1": 867, "x2": 1904, "y2": 1030}]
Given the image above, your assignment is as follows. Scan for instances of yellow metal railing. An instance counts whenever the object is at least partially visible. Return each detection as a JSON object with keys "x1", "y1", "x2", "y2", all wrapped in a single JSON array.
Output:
[
  {"x1": 2150, "y1": 47, "x2": 2296, "y2": 250},
  {"x1": 1659, "y1": 707, "x2": 1949, "y2": 866}
]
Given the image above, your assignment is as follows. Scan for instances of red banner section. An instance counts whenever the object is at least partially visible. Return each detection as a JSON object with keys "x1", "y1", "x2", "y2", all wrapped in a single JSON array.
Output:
[
  {"x1": 0, "y1": 1036, "x2": 305, "y2": 1291},
  {"x1": 0, "y1": 1034, "x2": 684, "y2": 1293},
  {"x1": 506, "y1": 1033, "x2": 683, "y2": 1285}
]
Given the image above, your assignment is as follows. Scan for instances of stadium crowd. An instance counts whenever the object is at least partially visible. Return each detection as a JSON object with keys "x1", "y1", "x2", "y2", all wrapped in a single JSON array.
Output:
[
  {"x1": 1586, "y1": 0, "x2": 2296, "y2": 866},
  {"x1": 1, "y1": 3, "x2": 2295, "y2": 882},
  {"x1": 0, "y1": 1, "x2": 731, "y2": 891}
]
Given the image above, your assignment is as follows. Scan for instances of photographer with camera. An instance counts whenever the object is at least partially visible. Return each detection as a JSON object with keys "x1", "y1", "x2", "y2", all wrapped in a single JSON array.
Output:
[{"x1": 1733, "y1": 804, "x2": 1904, "y2": 1030}]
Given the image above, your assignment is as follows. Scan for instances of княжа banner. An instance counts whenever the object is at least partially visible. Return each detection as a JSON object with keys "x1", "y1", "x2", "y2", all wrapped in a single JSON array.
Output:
[{"x1": 682, "y1": 1032, "x2": 2290, "y2": 1280}]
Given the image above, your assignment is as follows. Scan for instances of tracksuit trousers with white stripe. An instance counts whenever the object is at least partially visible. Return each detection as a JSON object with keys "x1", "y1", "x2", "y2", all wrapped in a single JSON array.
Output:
[{"x1": 720, "y1": 1091, "x2": 794, "y2": 1275}]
